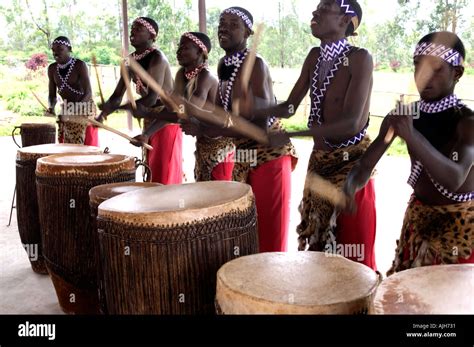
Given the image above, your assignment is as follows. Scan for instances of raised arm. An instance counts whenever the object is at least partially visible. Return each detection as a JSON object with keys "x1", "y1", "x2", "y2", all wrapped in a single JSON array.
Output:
[{"x1": 250, "y1": 48, "x2": 316, "y2": 120}]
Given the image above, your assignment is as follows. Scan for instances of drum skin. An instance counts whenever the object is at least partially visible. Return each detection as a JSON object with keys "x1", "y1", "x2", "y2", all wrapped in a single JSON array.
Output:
[
  {"x1": 372, "y1": 264, "x2": 474, "y2": 314},
  {"x1": 15, "y1": 144, "x2": 101, "y2": 274},
  {"x1": 215, "y1": 252, "x2": 380, "y2": 314},
  {"x1": 97, "y1": 181, "x2": 259, "y2": 314},
  {"x1": 89, "y1": 182, "x2": 161, "y2": 314},
  {"x1": 36, "y1": 153, "x2": 136, "y2": 314}
]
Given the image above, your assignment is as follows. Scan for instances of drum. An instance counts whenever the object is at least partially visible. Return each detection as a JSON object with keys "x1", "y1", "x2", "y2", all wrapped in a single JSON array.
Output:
[
  {"x1": 372, "y1": 264, "x2": 473, "y2": 314},
  {"x1": 97, "y1": 181, "x2": 258, "y2": 314},
  {"x1": 36, "y1": 153, "x2": 136, "y2": 314},
  {"x1": 89, "y1": 182, "x2": 161, "y2": 313},
  {"x1": 215, "y1": 252, "x2": 380, "y2": 314},
  {"x1": 16, "y1": 144, "x2": 102, "y2": 274},
  {"x1": 12, "y1": 123, "x2": 56, "y2": 148}
]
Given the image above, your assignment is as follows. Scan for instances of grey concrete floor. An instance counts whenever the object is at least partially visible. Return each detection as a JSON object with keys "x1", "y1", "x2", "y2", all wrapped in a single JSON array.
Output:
[{"x1": 0, "y1": 129, "x2": 411, "y2": 314}]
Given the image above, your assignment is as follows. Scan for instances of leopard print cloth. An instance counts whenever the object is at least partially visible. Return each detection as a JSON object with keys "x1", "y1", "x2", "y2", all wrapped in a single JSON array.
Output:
[
  {"x1": 387, "y1": 196, "x2": 474, "y2": 275},
  {"x1": 297, "y1": 136, "x2": 372, "y2": 251},
  {"x1": 57, "y1": 100, "x2": 96, "y2": 144},
  {"x1": 194, "y1": 136, "x2": 235, "y2": 182},
  {"x1": 232, "y1": 119, "x2": 298, "y2": 183}
]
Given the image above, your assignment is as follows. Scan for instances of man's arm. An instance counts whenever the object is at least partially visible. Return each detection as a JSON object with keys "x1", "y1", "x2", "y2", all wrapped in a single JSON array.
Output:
[
  {"x1": 77, "y1": 61, "x2": 93, "y2": 102},
  {"x1": 288, "y1": 49, "x2": 374, "y2": 139},
  {"x1": 344, "y1": 116, "x2": 395, "y2": 199},
  {"x1": 47, "y1": 65, "x2": 57, "y2": 113},
  {"x1": 250, "y1": 48, "x2": 316, "y2": 120},
  {"x1": 396, "y1": 114, "x2": 474, "y2": 191}
]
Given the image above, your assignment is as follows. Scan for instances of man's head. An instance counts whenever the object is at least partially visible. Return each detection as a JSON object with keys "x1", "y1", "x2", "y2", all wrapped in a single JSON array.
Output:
[
  {"x1": 131, "y1": 17, "x2": 158, "y2": 47},
  {"x1": 51, "y1": 36, "x2": 72, "y2": 64},
  {"x1": 311, "y1": 0, "x2": 362, "y2": 40},
  {"x1": 414, "y1": 31, "x2": 465, "y2": 101},
  {"x1": 177, "y1": 32, "x2": 211, "y2": 67},
  {"x1": 218, "y1": 7, "x2": 253, "y2": 52}
]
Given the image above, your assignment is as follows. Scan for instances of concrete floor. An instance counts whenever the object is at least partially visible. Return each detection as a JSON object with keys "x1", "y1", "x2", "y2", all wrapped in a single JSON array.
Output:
[{"x1": 0, "y1": 129, "x2": 411, "y2": 314}]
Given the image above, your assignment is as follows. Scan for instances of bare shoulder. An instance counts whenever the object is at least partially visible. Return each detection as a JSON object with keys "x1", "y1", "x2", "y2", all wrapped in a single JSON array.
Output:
[
  {"x1": 254, "y1": 55, "x2": 271, "y2": 75},
  {"x1": 349, "y1": 48, "x2": 373, "y2": 64},
  {"x1": 199, "y1": 69, "x2": 218, "y2": 84},
  {"x1": 151, "y1": 49, "x2": 171, "y2": 67}
]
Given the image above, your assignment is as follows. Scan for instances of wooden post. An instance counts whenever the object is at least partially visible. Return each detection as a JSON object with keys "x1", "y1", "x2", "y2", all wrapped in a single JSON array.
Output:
[
  {"x1": 198, "y1": 0, "x2": 207, "y2": 34},
  {"x1": 121, "y1": 0, "x2": 133, "y2": 131}
]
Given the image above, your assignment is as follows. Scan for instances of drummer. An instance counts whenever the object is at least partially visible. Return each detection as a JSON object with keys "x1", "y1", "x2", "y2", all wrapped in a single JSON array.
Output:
[
  {"x1": 129, "y1": 32, "x2": 235, "y2": 182},
  {"x1": 178, "y1": 7, "x2": 298, "y2": 252},
  {"x1": 344, "y1": 31, "x2": 473, "y2": 275},
  {"x1": 46, "y1": 36, "x2": 99, "y2": 146},
  {"x1": 96, "y1": 17, "x2": 182, "y2": 185}
]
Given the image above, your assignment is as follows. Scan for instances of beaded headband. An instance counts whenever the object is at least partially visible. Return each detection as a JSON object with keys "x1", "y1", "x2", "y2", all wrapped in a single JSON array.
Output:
[
  {"x1": 51, "y1": 39, "x2": 71, "y2": 48},
  {"x1": 414, "y1": 42, "x2": 464, "y2": 67},
  {"x1": 182, "y1": 32, "x2": 208, "y2": 54},
  {"x1": 336, "y1": 0, "x2": 359, "y2": 32},
  {"x1": 221, "y1": 8, "x2": 253, "y2": 30},
  {"x1": 133, "y1": 18, "x2": 157, "y2": 37}
]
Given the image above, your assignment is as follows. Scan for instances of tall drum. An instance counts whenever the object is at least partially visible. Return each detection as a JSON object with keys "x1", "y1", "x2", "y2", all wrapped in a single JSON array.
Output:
[
  {"x1": 89, "y1": 182, "x2": 161, "y2": 314},
  {"x1": 12, "y1": 123, "x2": 56, "y2": 148},
  {"x1": 216, "y1": 252, "x2": 380, "y2": 314},
  {"x1": 97, "y1": 181, "x2": 259, "y2": 314},
  {"x1": 36, "y1": 154, "x2": 136, "y2": 314},
  {"x1": 373, "y1": 264, "x2": 473, "y2": 314},
  {"x1": 16, "y1": 144, "x2": 102, "y2": 274}
]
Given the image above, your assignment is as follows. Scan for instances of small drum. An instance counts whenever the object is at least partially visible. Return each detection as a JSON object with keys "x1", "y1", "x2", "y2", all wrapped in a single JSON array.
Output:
[
  {"x1": 16, "y1": 144, "x2": 102, "y2": 274},
  {"x1": 215, "y1": 252, "x2": 380, "y2": 314},
  {"x1": 12, "y1": 123, "x2": 56, "y2": 148},
  {"x1": 89, "y1": 182, "x2": 161, "y2": 313},
  {"x1": 36, "y1": 154, "x2": 136, "y2": 314},
  {"x1": 97, "y1": 181, "x2": 258, "y2": 314},
  {"x1": 373, "y1": 264, "x2": 473, "y2": 314}
]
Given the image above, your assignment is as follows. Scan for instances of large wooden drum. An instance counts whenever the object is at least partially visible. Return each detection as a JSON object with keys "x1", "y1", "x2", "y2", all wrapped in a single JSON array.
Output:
[
  {"x1": 16, "y1": 144, "x2": 102, "y2": 274},
  {"x1": 216, "y1": 252, "x2": 380, "y2": 314},
  {"x1": 89, "y1": 182, "x2": 161, "y2": 313},
  {"x1": 373, "y1": 264, "x2": 473, "y2": 314},
  {"x1": 36, "y1": 153, "x2": 136, "y2": 314},
  {"x1": 97, "y1": 181, "x2": 258, "y2": 314},
  {"x1": 12, "y1": 123, "x2": 56, "y2": 148}
]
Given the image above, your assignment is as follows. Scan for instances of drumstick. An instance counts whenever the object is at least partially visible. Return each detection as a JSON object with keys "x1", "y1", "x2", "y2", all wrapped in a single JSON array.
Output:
[
  {"x1": 88, "y1": 117, "x2": 153, "y2": 150},
  {"x1": 120, "y1": 59, "x2": 137, "y2": 110},
  {"x1": 384, "y1": 127, "x2": 395, "y2": 144},
  {"x1": 305, "y1": 173, "x2": 347, "y2": 208},
  {"x1": 127, "y1": 58, "x2": 186, "y2": 119},
  {"x1": 91, "y1": 55, "x2": 105, "y2": 105},
  {"x1": 31, "y1": 91, "x2": 48, "y2": 111}
]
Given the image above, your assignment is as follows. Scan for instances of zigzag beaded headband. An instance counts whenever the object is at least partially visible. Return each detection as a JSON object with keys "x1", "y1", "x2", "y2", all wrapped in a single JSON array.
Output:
[
  {"x1": 414, "y1": 42, "x2": 463, "y2": 67},
  {"x1": 133, "y1": 18, "x2": 157, "y2": 37},
  {"x1": 51, "y1": 39, "x2": 71, "y2": 48},
  {"x1": 182, "y1": 32, "x2": 208, "y2": 54},
  {"x1": 221, "y1": 8, "x2": 253, "y2": 30}
]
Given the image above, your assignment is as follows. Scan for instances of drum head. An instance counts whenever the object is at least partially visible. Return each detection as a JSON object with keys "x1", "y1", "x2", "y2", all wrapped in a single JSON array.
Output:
[
  {"x1": 20, "y1": 123, "x2": 56, "y2": 129},
  {"x1": 216, "y1": 252, "x2": 379, "y2": 314},
  {"x1": 89, "y1": 182, "x2": 161, "y2": 206},
  {"x1": 36, "y1": 153, "x2": 136, "y2": 176},
  {"x1": 17, "y1": 144, "x2": 101, "y2": 161},
  {"x1": 98, "y1": 181, "x2": 254, "y2": 227},
  {"x1": 373, "y1": 264, "x2": 473, "y2": 314}
]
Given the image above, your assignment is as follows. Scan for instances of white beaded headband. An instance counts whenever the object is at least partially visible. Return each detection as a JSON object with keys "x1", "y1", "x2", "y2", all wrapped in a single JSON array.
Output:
[
  {"x1": 221, "y1": 8, "x2": 253, "y2": 30},
  {"x1": 414, "y1": 42, "x2": 464, "y2": 67},
  {"x1": 51, "y1": 39, "x2": 71, "y2": 48},
  {"x1": 133, "y1": 18, "x2": 157, "y2": 37},
  {"x1": 337, "y1": 0, "x2": 359, "y2": 31},
  {"x1": 182, "y1": 32, "x2": 208, "y2": 54}
]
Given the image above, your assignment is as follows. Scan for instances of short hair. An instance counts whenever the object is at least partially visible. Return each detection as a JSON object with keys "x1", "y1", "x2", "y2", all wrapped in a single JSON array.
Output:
[
  {"x1": 338, "y1": 0, "x2": 362, "y2": 37},
  {"x1": 417, "y1": 31, "x2": 466, "y2": 61}
]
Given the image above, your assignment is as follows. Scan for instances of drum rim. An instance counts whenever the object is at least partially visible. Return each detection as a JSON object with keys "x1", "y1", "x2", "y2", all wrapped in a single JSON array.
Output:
[
  {"x1": 98, "y1": 181, "x2": 254, "y2": 226},
  {"x1": 36, "y1": 153, "x2": 136, "y2": 175},
  {"x1": 17, "y1": 144, "x2": 102, "y2": 160},
  {"x1": 89, "y1": 182, "x2": 161, "y2": 205},
  {"x1": 216, "y1": 251, "x2": 380, "y2": 310},
  {"x1": 18, "y1": 122, "x2": 56, "y2": 129}
]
